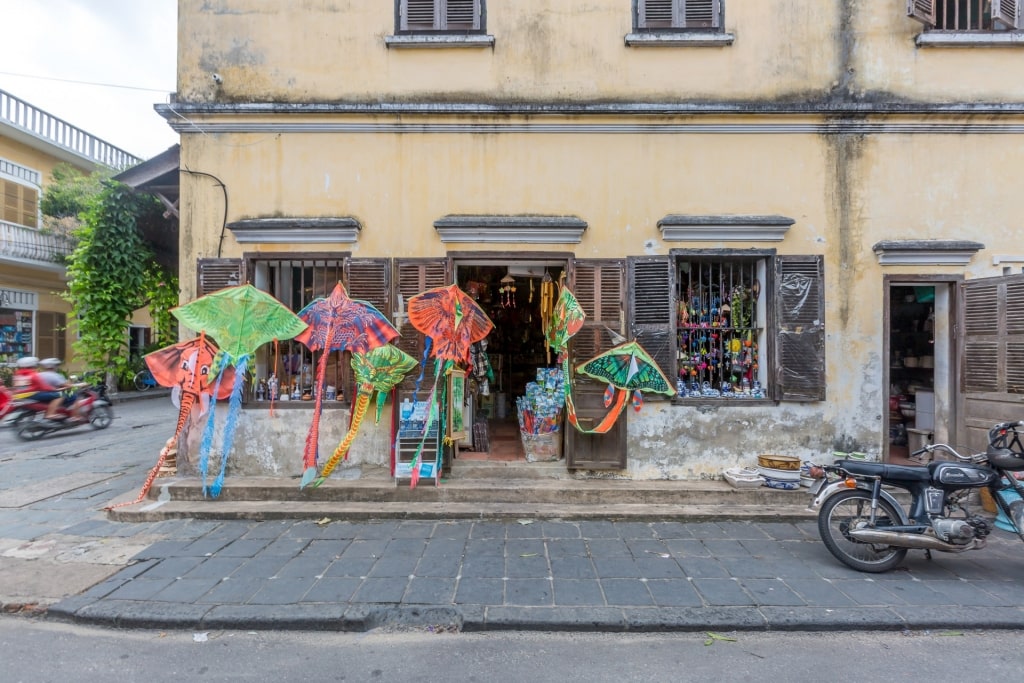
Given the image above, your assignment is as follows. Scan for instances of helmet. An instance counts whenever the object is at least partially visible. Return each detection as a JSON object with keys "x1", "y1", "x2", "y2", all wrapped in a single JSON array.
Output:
[
  {"x1": 16, "y1": 356, "x2": 39, "y2": 368},
  {"x1": 39, "y1": 358, "x2": 62, "y2": 369}
]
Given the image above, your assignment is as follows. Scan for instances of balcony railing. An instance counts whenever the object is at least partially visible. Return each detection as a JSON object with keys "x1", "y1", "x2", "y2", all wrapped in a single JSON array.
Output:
[
  {"x1": 0, "y1": 219, "x2": 74, "y2": 265},
  {"x1": 0, "y1": 89, "x2": 141, "y2": 170}
]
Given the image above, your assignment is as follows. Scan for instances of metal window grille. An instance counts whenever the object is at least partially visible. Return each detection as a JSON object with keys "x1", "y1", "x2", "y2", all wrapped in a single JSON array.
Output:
[
  {"x1": 676, "y1": 258, "x2": 764, "y2": 397},
  {"x1": 936, "y1": 0, "x2": 995, "y2": 30},
  {"x1": 254, "y1": 258, "x2": 348, "y2": 403}
]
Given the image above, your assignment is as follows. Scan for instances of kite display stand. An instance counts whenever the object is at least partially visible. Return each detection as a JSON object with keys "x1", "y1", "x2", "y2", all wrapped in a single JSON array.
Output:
[{"x1": 393, "y1": 396, "x2": 441, "y2": 486}]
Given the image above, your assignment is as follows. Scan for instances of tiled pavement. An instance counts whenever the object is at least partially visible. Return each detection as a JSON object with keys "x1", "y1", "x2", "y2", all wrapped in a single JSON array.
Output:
[{"x1": 48, "y1": 517, "x2": 1024, "y2": 632}]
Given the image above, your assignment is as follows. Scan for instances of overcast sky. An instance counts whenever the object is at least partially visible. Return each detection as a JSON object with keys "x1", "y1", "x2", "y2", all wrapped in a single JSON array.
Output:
[{"x1": 0, "y1": 0, "x2": 178, "y2": 161}]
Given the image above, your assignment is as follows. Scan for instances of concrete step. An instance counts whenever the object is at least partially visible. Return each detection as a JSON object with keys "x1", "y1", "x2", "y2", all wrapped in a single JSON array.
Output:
[
  {"x1": 104, "y1": 466, "x2": 822, "y2": 522},
  {"x1": 107, "y1": 499, "x2": 817, "y2": 523}
]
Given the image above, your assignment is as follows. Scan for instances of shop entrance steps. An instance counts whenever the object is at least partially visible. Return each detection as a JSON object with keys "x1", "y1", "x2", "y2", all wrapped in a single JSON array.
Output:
[{"x1": 105, "y1": 462, "x2": 819, "y2": 523}]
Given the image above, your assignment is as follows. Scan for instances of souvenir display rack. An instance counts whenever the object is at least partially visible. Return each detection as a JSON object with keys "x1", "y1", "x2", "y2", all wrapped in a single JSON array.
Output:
[
  {"x1": 393, "y1": 391, "x2": 441, "y2": 484},
  {"x1": 675, "y1": 260, "x2": 766, "y2": 398}
]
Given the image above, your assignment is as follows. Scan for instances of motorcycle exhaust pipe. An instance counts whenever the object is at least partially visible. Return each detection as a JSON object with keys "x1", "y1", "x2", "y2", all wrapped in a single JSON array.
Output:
[{"x1": 848, "y1": 529, "x2": 979, "y2": 552}]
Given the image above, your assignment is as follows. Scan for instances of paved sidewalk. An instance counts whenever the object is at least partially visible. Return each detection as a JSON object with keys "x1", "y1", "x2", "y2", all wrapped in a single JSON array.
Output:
[{"x1": 47, "y1": 517, "x2": 1024, "y2": 632}]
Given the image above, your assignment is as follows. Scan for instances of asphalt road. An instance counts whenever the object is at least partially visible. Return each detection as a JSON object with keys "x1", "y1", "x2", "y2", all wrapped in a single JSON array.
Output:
[{"x1": 2, "y1": 619, "x2": 1024, "y2": 683}]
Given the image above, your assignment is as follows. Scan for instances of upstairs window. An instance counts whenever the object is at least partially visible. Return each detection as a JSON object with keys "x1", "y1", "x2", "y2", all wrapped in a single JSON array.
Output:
[
  {"x1": 908, "y1": 0, "x2": 1021, "y2": 31},
  {"x1": 636, "y1": 0, "x2": 723, "y2": 31},
  {"x1": 2, "y1": 178, "x2": 39, "y2": 229},
  {"x1": 399, "y1": 0, "x2": 484, "y2": 32}
]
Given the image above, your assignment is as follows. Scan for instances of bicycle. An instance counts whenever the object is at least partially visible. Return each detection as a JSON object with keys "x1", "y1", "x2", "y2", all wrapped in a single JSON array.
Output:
[{"x1": 133, "y1": 366, "x2": 158, "y2": 391}]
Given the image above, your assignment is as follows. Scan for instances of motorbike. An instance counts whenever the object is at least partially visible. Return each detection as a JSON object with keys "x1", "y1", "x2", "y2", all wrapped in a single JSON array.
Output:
[
  {"x1": 0, "y1": 385, "x2": 35, "y2": 430},
  {"x1": 807, "y1": 420, "x2": 1024, "y2": 573},
  {"x1": 14, "y1": 380, "x2": 114, "y2": 441}
]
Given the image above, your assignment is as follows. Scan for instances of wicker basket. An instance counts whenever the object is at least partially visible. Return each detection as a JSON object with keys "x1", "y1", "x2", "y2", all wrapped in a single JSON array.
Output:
[{"x1": 757, "y1": 454, "x2": 801, "y2": 471}]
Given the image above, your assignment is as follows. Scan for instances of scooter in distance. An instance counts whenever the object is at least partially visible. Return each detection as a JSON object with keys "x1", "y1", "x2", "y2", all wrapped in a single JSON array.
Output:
[
  {"x1": 14, "y1": 380, "x2": 113, "y2": 441},
  {"x1": 807, "y1": 420, "x2": 1024, "y2": 572}
]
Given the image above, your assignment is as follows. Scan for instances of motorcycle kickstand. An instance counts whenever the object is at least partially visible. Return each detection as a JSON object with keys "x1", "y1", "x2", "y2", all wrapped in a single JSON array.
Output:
[{"x1": 924, "y1": 549, "x2": 932, "y2": 562}]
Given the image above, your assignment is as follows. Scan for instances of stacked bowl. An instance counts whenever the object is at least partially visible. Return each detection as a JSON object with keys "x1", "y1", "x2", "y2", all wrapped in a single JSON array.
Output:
[{"x1": 756, "y1": 454, "x2": 802, "y2": 490}]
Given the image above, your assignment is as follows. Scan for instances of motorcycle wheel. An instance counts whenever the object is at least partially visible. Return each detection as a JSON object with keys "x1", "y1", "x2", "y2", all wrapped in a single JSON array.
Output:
[
  {"x1": 818, "y1": 489, "x2": 908, "y2": 573},
  {"x1": 16, "y1": 420, "x2": 49, "y2": 441},
  {"x1": 89, "y1": 405, "x2": 113, "y2": 430}
]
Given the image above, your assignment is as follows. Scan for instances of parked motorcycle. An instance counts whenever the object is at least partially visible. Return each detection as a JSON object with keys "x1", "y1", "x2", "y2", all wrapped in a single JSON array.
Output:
[
  {"x1": 14, "y1": 380, "x2": 113, "y2": 441},
  {"x1": 807, "y1": 420, "x2": 1024, "y2": 572}
]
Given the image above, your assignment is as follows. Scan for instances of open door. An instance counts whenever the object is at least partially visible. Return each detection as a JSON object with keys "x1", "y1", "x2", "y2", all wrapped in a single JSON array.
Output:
[{"x1": 566, "y1": 258, "x2": 627, "y2": 469}]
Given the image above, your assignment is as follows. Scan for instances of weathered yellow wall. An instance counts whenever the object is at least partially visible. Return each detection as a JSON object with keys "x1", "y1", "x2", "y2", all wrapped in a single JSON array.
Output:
[
  {"x1": 173, "y1": 0, "x2": 1024, "y2": 475},
  {"x1": 177, "y1": 1, "x2": 1024, "y2": 103}
]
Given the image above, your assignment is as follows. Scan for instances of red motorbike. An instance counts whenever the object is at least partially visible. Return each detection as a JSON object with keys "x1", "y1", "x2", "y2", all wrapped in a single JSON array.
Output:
[
  {"x1": 0, "y1": 385, "x2": 35, "y2": 430},
  {"x1": 14, "y1": 380, "x2": 113, "y2": 441}
]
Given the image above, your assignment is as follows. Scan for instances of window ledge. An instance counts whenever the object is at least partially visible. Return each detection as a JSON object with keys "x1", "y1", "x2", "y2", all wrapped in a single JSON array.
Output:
[
  {"x1": 872, "y1": 239, "x2": 984, "y2": 266},
  {"x1": 658, "y1": 215, "x2": 794, "y2": 242},
  {"x1": 625, "y1": 31, "x2": 734, "y2": 47},
  {"x1": 227, "y1": 217, "x2": 361, "y2": 244},
  {"x1": 385, "y1": 34, "x2": 495, "y2": 49},
  {"x1": 434, "y1": 214, "x2": 587, "y2": 243},
  {"x1": 916, "y1": 31, "x2": 1024, "y2": 48}
]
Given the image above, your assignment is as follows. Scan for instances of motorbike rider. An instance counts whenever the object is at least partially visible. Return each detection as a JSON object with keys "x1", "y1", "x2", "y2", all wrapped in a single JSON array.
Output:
[
  {"x1": 37, "y1": 357, "x2": 85, "y2": 422},
  {"x1": 11, "y1": 357, "x2": 65, "y2": 422}
]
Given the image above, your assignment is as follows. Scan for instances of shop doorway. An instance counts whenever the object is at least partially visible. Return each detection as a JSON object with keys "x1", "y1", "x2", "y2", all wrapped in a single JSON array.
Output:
[
  {"x1": 453, "y1": 260, "x2": 568, "y2": 462},
  {"x1": 884, "y1": 279, "x2": 955, "y2": 465}
]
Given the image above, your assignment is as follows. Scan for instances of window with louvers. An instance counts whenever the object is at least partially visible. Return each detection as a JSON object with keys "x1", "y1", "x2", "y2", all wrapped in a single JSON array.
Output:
[
  {"x1": 637, "y1": 0, "x2": 721, "y2": 30},
  {"x1": 401, "y1": 0, "x2": 482, "y2": 31},
  {"x1": 908, "y1": 0, "x2": 1022, "y2": 31},
  {"x1": 2, "y1": 179, "x2": 38, "y2": 228}
]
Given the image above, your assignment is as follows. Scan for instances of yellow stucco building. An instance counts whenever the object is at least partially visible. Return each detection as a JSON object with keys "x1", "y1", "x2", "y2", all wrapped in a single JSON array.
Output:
[
  {"x1": 1, "y1": 90, "x2": 140, "y2": 372},
  {"x1": 162, "y1": 0, "x2": 1024, "y2": 480}
]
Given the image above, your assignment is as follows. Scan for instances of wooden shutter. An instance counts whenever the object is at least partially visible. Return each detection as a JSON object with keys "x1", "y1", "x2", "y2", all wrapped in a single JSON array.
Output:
[
  {"x1": 628, "y1": 256, "x2": 676, "y2": 399},
  {"x1": 566, "y1": 258, "x2": 627, "y2": 470},
  {"x1": 993, "y1": 0, "x2": 1022, "y2": 29},
  {"x1": 394, "y1": 258, "x2": 449, "y2": 389},
  {"x1": 684, "y1": 0, "x2": 720, "y2": 29},
  {"x1": 906, "y1": 0, "x2": 937, "y2": 26},
  {"x1": 402, "y1": 0, "x2": 437, "y2": 30},
  {"x1": 570, "y1": 259, "x2": 625, "y2": 365},
  {"x1": 2, "y1": 180, "x2": 38, "y2": 228},
  {"x1": 346, "y1": 258, "x2": 392, "y2": 319},
  {"x1": 639, "y1": 0, "x2": 675, "y2": 29},
  {"x1": 196, "y1": 258, "x2": 245, "y2": 296},
  {"x1": 961, "y1": 276, "x2": 1024, "y2": 395},
  {"x1": 446, "y1": 0, "x2": 480, "y2": 30},
  {"x1": 773, "y1": 255, "x2": 825, "y2": 401}
]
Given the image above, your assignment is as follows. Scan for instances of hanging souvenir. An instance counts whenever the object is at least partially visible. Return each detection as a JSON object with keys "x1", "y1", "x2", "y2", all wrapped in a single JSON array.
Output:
[{"x1": 499, "y1": 273, "x2": 517, "y2": 308}]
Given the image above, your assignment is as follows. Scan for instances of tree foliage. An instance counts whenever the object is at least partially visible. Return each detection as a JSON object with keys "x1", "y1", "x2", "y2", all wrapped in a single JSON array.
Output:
[
  {"x1": 63, "y1": 181, "x2": 171, "y2": 379},
  {"x1": 39, "y1": 163, "x2": 110, "y2": 218}
]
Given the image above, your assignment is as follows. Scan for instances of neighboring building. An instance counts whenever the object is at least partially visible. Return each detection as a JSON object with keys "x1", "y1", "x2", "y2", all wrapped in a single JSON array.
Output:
[
  {"x1": 1, "y1": 89, "x2": 140, "y2": 369},
  {"x1": 161, "y1": 1, "x2": 1024, "y2": 480}
]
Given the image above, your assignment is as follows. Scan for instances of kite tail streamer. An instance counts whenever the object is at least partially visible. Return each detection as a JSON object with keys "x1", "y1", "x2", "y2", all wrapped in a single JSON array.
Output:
[
  {"x1": 199, "y1": 366, "x2": 228, "y2": 497},
  {"x1": 410, "y1": 337, "x2": 433, "y2": 406},
  {"x1": 210, "y1": 355, "x2": 248, "y2": 498},
  {"x1": 409, "y1": 361, "x2": 444, "y2": 489},
  {"x1": 313, "y1": 389, "x2": 371, "y2": 487},
  {"x1": 301, "y1": 342, "x2": 332, "y2": 479}
]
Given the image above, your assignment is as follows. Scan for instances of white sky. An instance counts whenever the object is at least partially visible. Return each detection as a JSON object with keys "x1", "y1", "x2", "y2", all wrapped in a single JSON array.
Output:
[{"x1": 0, "y1": 0, "x2": 178, "y2": 160}]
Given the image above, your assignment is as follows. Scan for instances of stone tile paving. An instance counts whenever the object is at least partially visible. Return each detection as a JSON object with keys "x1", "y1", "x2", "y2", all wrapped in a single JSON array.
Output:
[{"x1": 46, "y1": 518, "x2": 1024, "y2": 631}]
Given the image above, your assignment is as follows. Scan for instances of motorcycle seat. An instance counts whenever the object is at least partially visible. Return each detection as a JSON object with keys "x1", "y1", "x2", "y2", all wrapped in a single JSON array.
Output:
[{"x1": 837, "y1": 459, "x2": 931, "y2": 482}]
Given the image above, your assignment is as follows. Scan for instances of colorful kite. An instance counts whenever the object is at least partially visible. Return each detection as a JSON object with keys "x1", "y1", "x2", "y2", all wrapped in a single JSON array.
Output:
[
  {"x1": 172, "y1": 284, "x2": 308, "y2": 497},
  {"x1": 294, "y1": 283, "x2": 399, "y2": 488},
  {"x1": 105, "y1": 334, "x2": 236, "y2": 510},
  {"x1": 404, "y1": 284, "x2": 493, "y2": 487},
  {"x1": 567, "y1": 340, "x2": 676, "y2": 434},
  {"x1": 313, "y1": 344, "x2": 418, "y2": 488}
]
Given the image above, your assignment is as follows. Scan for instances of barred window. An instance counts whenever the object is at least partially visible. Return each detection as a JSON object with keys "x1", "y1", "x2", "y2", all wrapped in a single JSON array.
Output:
[{"x1": 908, "y1": 0, "x2": 1021, "y2": 31}]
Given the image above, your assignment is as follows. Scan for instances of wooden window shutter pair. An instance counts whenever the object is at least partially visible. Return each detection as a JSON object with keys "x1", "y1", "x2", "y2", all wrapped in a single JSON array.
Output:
[
  {"x1": 907, "y1": 0, "x2": 1022, "y2": 29},
  {"x1": 638, "y1": 0, "x2": 721, "y2": 30},
  {"x1": 393, "y1": 258, "x2": 449, "y2": 389},
  {"x1": 402, "y1": 0, "x2": 480, "y2": 31}
]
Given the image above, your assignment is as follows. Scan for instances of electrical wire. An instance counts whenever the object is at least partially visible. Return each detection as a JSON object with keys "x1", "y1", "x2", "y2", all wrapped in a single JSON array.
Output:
[{"x1": 180, "y1": 167, "x2": 229, "y2": 258}]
